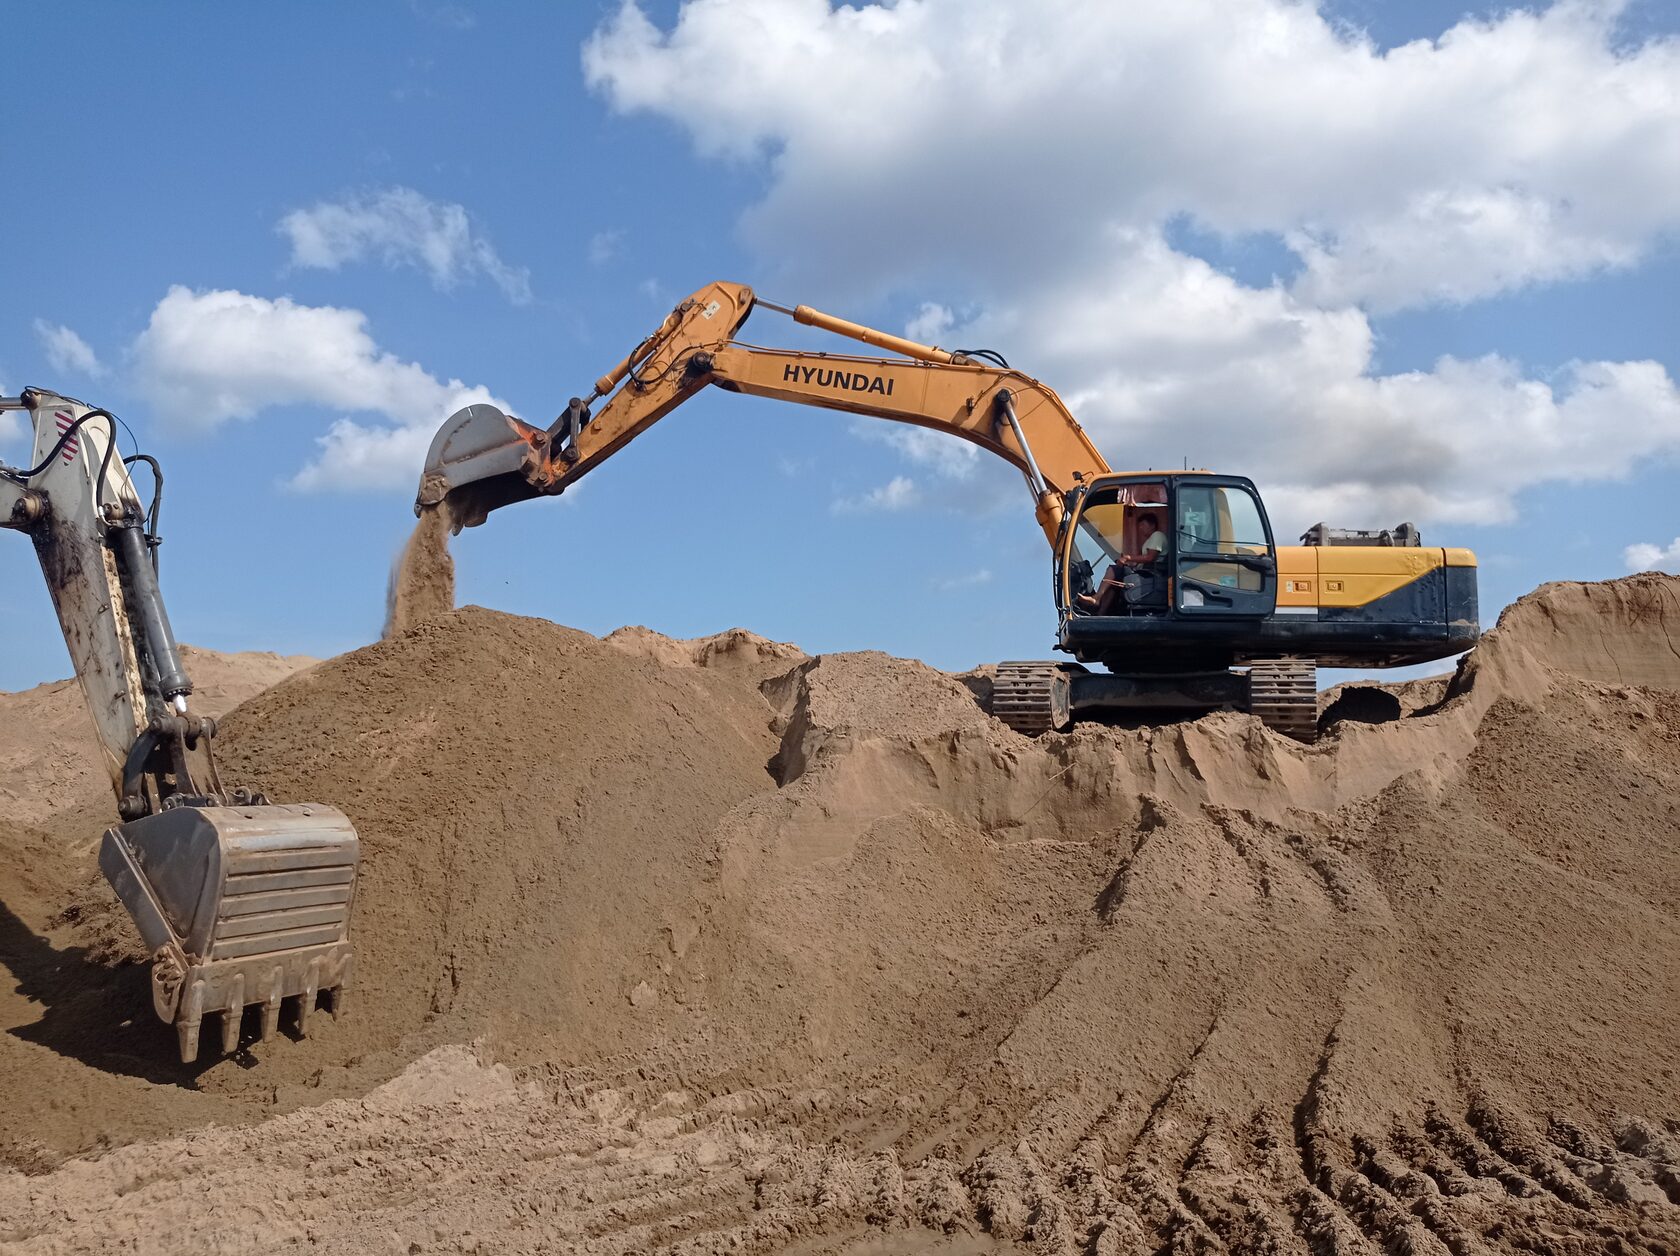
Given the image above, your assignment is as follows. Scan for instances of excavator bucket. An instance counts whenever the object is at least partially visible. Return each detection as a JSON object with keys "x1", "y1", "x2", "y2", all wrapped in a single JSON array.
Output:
[
  {"x1": 416, "y1": 402, "x2": 547, "y2": 529},
  {"x1": 99, "y1": 803, "x2": 359, "y2": 1063}
]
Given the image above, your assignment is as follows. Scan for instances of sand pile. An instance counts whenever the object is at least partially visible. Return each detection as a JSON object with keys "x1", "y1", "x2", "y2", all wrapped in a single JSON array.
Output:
[
  {"x1": 607, "y1": 622, "x2": 807, "y2": 684},
  {"x1": 1, "y1": 575, "x2": 1677, "y2": 1254},
  {"x1": 0, "y1": 645, "x2": 314, "y2": 833}
]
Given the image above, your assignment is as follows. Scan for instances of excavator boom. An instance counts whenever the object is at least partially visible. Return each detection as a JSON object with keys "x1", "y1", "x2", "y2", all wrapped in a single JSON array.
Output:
[{"x1": 419, "y1": 281, "x2": 1108, "y2": 545}]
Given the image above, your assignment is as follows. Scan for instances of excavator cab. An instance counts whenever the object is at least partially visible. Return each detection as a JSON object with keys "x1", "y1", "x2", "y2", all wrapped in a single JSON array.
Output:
[
  {"x1": 989, "y1": 470, "x2": 1303, "y2": 740},
  {"x1": 1061, "y1": 473, "x2": 1279, "y2": 622}
]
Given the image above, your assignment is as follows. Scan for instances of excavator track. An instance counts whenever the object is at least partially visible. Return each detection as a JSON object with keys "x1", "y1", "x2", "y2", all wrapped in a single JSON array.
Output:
[
  {"x1": 992, "y1": 661, "x2": 1073, "y2": 736},
  {"x1": 1247, "y1": 657, "x2": 1319, "y2": 743}
]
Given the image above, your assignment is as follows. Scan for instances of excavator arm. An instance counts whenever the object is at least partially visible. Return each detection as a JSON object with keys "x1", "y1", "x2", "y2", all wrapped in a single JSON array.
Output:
[
  {"x1": 418, "y1": 281, "x2": 1110, "y2": 545},
  {"x1": 0, "y1": 392, "x2": 157, "y2": 786},
  {"x1": 2, "y1": 388, "x2": 359, "y2": 1063}
]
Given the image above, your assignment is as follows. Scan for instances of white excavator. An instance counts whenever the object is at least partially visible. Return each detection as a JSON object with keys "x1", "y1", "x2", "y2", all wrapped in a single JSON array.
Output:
[{"x1": 1, "y1": 388, "x2": 359, "y2": 1063}]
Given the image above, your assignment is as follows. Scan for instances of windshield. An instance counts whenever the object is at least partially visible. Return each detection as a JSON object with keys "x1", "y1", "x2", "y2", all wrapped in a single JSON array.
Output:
[{"x1": 1065, "y1": 483, "x2": 1168, "y2": 608}]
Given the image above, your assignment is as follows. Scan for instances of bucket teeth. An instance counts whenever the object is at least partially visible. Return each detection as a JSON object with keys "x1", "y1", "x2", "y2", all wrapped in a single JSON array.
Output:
[
  {"x1": 176, "y1": 979, "x2": 207, "y2": 1063},
  {"x1": 260, "y1": 995, "x2": 282, "y2": 1043},
  {"x1": 169, "y1": 959, "x2": 350, "y2": 1061},
  {"x1": 220, "y1": 973, "x2": 246, "y2": 1055},
  {"x1": 297, "y1": 958, "x2": 322, "y2": 1038},
  {"x1": 177, "y1": 981, "x2": 354, "y2": 1061},
  {"x1": 263, "y1": 965, "x2": 285, "y2": 1042}
]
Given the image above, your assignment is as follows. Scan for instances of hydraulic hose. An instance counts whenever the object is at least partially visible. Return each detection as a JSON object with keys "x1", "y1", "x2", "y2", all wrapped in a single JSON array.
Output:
[
  {"x1": 1, "y1": 408, "x2": 120, "y2": 487},
  {"x1": 124, "y1": 453, "x2": 165, "y2": 572}
]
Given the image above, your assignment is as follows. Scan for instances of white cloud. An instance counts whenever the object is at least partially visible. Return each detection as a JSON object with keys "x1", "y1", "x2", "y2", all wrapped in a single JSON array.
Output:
[
  {"x1": 935, "y1": 230, "x2": 1680, "y2": 531},
  {"x1": 934, "y1": 568, "x2": 993, "y2": 591},
  {"x1": 588, "y1": 228, "x2": 625, "y2": 265},
  {"x1": 1625, "y1": 538, "x2": 1680, "y2": 572},
  {"x1": 290, "y1": 420, "x2": 442, "y2": 493},
  {"x1": 34, "y1": 320, "x2": 105, "y2": 378},
  {"x1": 582, "y1": 3, "x2": 1680, "y2": 530},
  {"x1": 279, "y1": 187, "x2": 531, "y2": 303},
  {"x1": 585, "y1": 0, "x2": 1680, "y2": 311},
  {"x1": 904, "y1": 302, "x2": 953, "y2": 345},
  {"x1": 132, "y1": 286, "x2": 506, "y2": 491},
  {"x1": 833, "y1": 474, "x2": 919, "y2": 514},
  {"x1": 852, "y1": 421, "x2": 982, "y2": 483},
  {"x1": 1288, "y1": 188, "x2": 1645, "y2": 314}
]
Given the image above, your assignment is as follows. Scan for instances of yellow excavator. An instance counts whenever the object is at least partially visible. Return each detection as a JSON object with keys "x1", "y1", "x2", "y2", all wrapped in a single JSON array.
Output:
[{"x1": 416, "y1": 281, "x2": 1479, "y2": 741}]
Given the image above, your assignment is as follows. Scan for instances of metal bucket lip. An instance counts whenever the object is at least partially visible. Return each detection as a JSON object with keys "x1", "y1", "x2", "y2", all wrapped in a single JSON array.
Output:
[{"x1": 165, "y1": 942, "x2": 355, "y2": 1062}]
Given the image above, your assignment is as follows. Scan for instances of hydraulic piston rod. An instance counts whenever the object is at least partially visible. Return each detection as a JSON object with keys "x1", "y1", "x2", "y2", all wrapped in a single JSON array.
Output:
[
  {"x1": 110, "y1": 518, "x2": 193, "y2": 709},
  {"x1": 786, "y1": 302, "x2": 961, "y2": 366},
  {"x1": 996, "y1": 389, "x2": 1066, "y2": 544}
]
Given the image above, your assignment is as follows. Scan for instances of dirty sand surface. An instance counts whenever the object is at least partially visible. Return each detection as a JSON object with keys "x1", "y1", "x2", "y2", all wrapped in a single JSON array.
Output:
[{"x1": 1, "y1": 575, "x2": 1677, "y2": 1254}]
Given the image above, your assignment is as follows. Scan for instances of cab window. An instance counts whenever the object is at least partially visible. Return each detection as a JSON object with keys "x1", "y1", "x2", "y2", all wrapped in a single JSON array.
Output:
[
  {"x1": 1173, "y1": 482, "x2": 1275, "y2": 613},
  {"x1": 1177, "y1": 484, "x2": 1268, "y2": 554},
  {"x1": 1065, "y1": 483, "x2": 1168, "y2": 613}
]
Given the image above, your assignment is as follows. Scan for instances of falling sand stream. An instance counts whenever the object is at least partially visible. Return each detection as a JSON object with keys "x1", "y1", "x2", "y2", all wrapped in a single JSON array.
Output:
[{"x1": 384, "y1": 503, "x2": 456, "y2": 637}]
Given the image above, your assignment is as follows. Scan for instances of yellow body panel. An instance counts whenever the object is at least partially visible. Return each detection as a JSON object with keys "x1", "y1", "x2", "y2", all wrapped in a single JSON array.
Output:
[{"x1": 1276, "y1": 546, "x2": 1466, "y2": 610}]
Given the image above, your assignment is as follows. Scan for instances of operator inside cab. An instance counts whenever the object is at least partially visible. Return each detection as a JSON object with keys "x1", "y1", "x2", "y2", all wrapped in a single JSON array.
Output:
[
  {"x1": 1075, "y1": 508, "x2": 1168, "y2": 615},
  {"x1": 1135, "y1": 512, "x2": 1166, "y2": 562}
]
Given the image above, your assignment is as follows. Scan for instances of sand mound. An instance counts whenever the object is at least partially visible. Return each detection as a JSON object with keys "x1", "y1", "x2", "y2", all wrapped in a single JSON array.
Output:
[
  {"x1": 763, "y1": 649, "x2": 992, "y2": 783},
  {"x1": 0, "y1": 645, "x2": 314, "y2": 832},
  {"x1": 1458, "y1": 572, "x2": 1680, "y2": 696},
  {"x1": 212, "y1": 608, "x2": 787, "y2": 1080},
  {"x1": 2, "y1": 576, "x2": 1678, "y2": 1254},
  {"x1": 606, "y1": 623, "x2": 807, "y2": 684}
]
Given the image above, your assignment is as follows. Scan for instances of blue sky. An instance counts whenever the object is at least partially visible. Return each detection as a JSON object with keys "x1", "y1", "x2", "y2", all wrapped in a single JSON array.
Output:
[{"x1": 2, "y1": 1, "x2": 1677, "y2": 691}]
